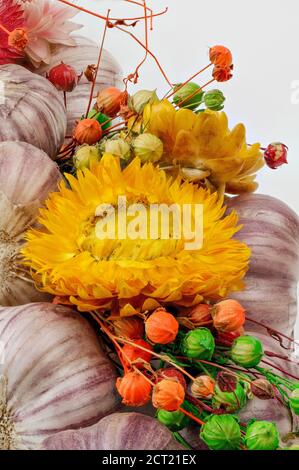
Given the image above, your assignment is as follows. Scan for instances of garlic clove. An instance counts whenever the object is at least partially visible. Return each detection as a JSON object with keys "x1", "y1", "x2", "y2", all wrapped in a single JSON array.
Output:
[{"x1": 0, "y1": 142, "x2": 61, "y2": 204}]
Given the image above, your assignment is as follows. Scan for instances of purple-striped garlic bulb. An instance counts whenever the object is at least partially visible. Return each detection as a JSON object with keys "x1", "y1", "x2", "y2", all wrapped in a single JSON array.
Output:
[
  {"x1": 42, "y1": 412, "x2": 183, "y2": 450},
  {"x1": 0, "y1": 303, "x2": 119, "y2": 450},
  {"x1": 0, "y1": 141, "x2": 61, "y2": 306},
  {"x1": 36, "y1": 35, "x2": 122, "y2": 136},
  {"x1": 0, "y1": 64, "x2": 66, "y2": 159},
  {"x1": 227, "y1": 194, "x2": 299, "y2": 339}
]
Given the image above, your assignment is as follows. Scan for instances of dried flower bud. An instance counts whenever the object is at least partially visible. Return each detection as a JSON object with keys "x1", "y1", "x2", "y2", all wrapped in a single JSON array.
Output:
[
  {"x1": 191, "y1": 375, "x2": 215, "y2": 399},
  {"x1": 129, "y1": 89, "x2": 159, "y2": 114},
  {"x1": 216, "y1": 371, "x2": 237, "y2": 393},
  {"x1": 200, "y1": 414, "x2": 241, "y2": 450},
  {"x1": 152, "y1": 379, "x2": 185, "y2": 411},
  {"x1": 121, "y1": 339, "x2": 153, "y2": 368},
  {"x1": 264, "y1": 142, "x2": 288, "y2": 169},
  {"x1": 73, "y1": 119, "x2": 103, "y2": 145},
  {"x1": 73, "y1": 144, "x2": 100, "y2": 170},
  {"x1": 47, "y1": 62, "x2": 80, "y2": 92},
  {"x1": 157, "y1": 409, "x2": 190, "y2": 431},
  {"x1": 173, "y1": 82, "x2": 203, "y2": 110},
  {"x1": 105, "y1": 138, "x2": 131, "y2": 161},
  {"x1": 245, "y1": 420, "x2": 279, "y2": 450},
  {"x1": 133, "y1": 133, "x2": 163, "y2": 163},
  {"x1": 289, "y1": 388, "x2": 299, "y2": 416},
  {"x1": 250, "y1": 379, "x2": 274, "y2": 400},
  {"x1": 216, "y1": 327, "x2": 244, "y2": 346},
  {"x1": 145, "y1": 308, "x2": 179, "y2": 345},
  {"x1": 212, "y1": 299, "x2": 245, "y2": 333},
  {"x1": 112, "y1": 316, "x2": 144, "y2": 339},
  {"x1": 212, "y1": 65, "x2": 233, "y2": 82},
  {"x1": 184, "y1": 304, "x2": 212, "y2": 326},
  {"x1": 96, "y1": 87, "x2": 128, "y2": 117},
  {"x1": 181, "y1": 328, "x2": 215, "y2": 360},
  {"x1": 8, "y1": 28, "x2": 28, "y2": 51},
  {"x1": 156, "y1": 368, "x2": 187, "y2": 391},
  {"x1": 84, "y1": 64, "x2": 97, "y2": 82},
  {"x1": 212, "y1": 382, "x2": 247, "y2": 412},
  {"x1": 209, "y1": 45, "x2": 233, "y2": 68},
  {"x1": 204, "y1": 89, "x2": 225, "y2": 111},
  {"x1": 230, "y1": 335, "x2": 263, "y2": 368},
  {"x1": 116, "y1": 371, "x2": 152, "y2": 406}
]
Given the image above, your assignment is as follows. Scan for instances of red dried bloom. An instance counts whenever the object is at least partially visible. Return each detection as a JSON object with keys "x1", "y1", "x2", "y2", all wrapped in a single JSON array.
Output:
[
  {"x1": 210, "y1": 45, "x2": 233, "y2": 68},
  {"x1": 264, "y1": 142, "x2": 288, "y2": 169},
  {"x1": 0, "y1": 0, "x2": 25, "y2": 64}
]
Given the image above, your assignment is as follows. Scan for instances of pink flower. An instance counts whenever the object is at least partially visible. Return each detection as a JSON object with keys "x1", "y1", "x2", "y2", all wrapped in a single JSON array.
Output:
[
  {"x1": 0, "y1": 0, "x2": 25, "y2": 65},
  {"x1": 22, "y1": 0, "x2": 82, "y2": 67}
]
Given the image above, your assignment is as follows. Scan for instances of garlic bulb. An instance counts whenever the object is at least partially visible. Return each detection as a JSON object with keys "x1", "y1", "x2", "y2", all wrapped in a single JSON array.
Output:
[
  {"x1": 36, "y1": 35, "x2": 122, "y2": 136},
  {"x1": 0, "y1": 141, "x2": 60, "y2": 306},
  {"x1": 0, "y1": 302, "x2": 119, "y2": 450},
  {"x1": 42, "y1": 412, "x2": 183, "y2": 450},
  {"x1": 0, "y1": 64, "x2": 66, "y2": 159},
  {"x1": 227, "y1": 194, "x2": 299, "y2": 338}
]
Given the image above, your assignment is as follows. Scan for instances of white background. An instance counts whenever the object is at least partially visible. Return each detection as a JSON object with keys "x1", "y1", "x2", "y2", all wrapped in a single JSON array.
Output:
[
  {"x1": 73, "y1": 0, "x2": 299, "y2": 213},
  {"x1": 72, "y1": 0, "x2": 299, "y2": 339}
]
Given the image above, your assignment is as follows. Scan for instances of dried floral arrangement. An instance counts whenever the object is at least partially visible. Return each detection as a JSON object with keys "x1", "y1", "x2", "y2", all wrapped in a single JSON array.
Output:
[{"x1": 0, "y1": 0, "x2": 298, "y2": 451}]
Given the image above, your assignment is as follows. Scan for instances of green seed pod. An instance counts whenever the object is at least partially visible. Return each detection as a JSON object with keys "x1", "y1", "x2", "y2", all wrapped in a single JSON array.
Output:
[
  {"x1": 133, "y1": 133, "x2": 163, "y2": 163},
  {"x1": 173, "y1": 82, "x2": 203, "y2": 110},
  {"x1": 128, "y1": 89, "x2": 159, "y2": 114},
  {"x1": 230, "y1": 335, "x2": 263, "y2": 368},
  {"x1": 204, "y1": 89, "x2": 225, "y2": 111},
  {"x1": 200, "y1": 414, "x2": 241, "y2": 450},
  {"x1": 289, "y1": 388, "x2": 299, "y2": 416},
  {"x1": 157, "y1": 409, "x2": 191, "y2": 431},
  {"x1": 212, "y1": 382, "x2": 247, "y2": 412},
  {"x1": 245, "y1": 420, "x2": 280, "y2": 450},
  {"x1": 181, "y1": 328, "x2": 215, "y2": 360},
  {"x1": 73, "y1": 144, "x2": 101, "y2": 170}
]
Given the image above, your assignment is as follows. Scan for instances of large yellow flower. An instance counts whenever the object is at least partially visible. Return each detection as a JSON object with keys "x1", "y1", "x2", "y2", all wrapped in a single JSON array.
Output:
[
  {"x1": 22, "y1": 154, "x2": 250, "y2": 314},
  {"x1": 141, "y1": 100, "x2": 264, "y2": 194}
]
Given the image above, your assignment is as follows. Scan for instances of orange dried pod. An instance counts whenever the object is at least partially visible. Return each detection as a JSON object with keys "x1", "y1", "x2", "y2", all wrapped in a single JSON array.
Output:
[
  {"x1": 152, "y1": 379, "x2": 185, "y2": 411},
  {"x1": 112, "y1": 317, "x2": 144, "y2": 339},
  {"x1": 212, "y1": 299, "x2": 245, "y2": 333},
  {"x1": 8, "y1": 28, "x2": 28, "y2": 51},
  {"x1": 209, "y1": 45, "x2": 233, "y2": 68},
  {"x1": 96, "y1": 87, "x2": 128, "y2": 117},
  {"x1": 187, "y1": 304, "x2": 212, "y2": 326},
  {"x1": 212, "y1": 65, "x2": 233, "y2": 83},
  {"x1": 191, "y1": 375, "x2": 216, "y2": 399},
  {"x1": 116, "y1": 371, "x2": 152, "y2": 406},
  {"x1": 121, "y1": 339, "x2": 153, "y2": 368},
  {"x1": 145, "y1": 308, "x2": 179, "y2": 345},
  {"x1": 73, "y1": 119, "x2": 102, "y2": 145}
]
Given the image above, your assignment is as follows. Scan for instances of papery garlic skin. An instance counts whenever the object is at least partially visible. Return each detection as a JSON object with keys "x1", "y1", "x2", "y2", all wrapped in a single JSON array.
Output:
[
  {"x1": 0, "y1": 65, "x2": 66, "y2": 159},
  {"x1": 227, "y1": 194, "x2": 299, "y2": 338},
  {"x1": 36, "y1": 35, "x2": 122, "y2": 137},
  {"x1": 0, "y1": 303, "x2": 119, "y2": 450},
  {"x1": 0, "y1": 141, "x2": 61, "y2": 306}
]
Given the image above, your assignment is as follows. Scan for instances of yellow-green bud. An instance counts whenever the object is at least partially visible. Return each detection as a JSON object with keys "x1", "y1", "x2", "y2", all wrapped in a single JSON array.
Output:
[
  {"x1": 133, "y1": 133, "x2": 163, "y2": 163},
  {"x1": 204, "y1": 89, "x2": 225, "y2": 111},
  {"x1": 104, "y1": 138, "x2": 131, "y2": 161},
  {"x1": 245, "y1": 420, "x2": 279, "y2": 450},
  {"x1": 129, "y1": 89, "x2": 159, "y2": 114},
  {"x1": 73, "y1": 145, "x2": 100, "y2": 170}
]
